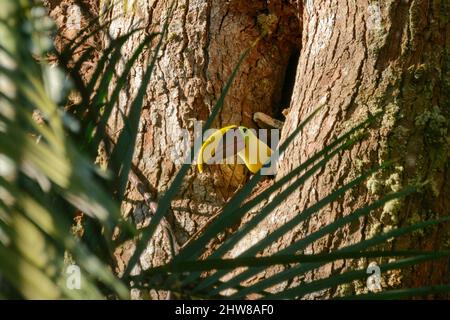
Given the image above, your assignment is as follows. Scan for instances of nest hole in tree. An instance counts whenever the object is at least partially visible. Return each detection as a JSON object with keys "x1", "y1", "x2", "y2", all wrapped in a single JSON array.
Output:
[{"x1": 276, "y1": 47, "x2": 300, "y2": 120}]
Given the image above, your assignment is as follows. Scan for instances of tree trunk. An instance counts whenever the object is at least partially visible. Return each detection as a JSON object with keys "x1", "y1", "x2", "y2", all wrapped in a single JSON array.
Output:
[
  {"x1": 229, "y1": 0, "x2": 450, "y2": 298},
  {"x1": 49, "y1": 0, "x2": 450, "y2": 299},
  {"x1": 99, "y1": 0, "x2": 301, "y2": 299}
]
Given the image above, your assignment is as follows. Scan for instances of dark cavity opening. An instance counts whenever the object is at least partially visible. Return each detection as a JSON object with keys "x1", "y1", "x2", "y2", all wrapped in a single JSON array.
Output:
[{"x1": 274, "y1": 47, "x2": 300, "y2": 120}]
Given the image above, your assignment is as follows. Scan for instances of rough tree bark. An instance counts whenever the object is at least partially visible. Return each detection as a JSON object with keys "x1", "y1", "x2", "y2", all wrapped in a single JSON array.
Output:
[
  {"x1": 48, "y1": 0, "x2": 449, "y2": 299},
  {"x1": 102, "y1": 0, "x2": 300, "y2": 299},
  {"x1": 235, "y1": 0, "x2": 450, "y2": 298}
]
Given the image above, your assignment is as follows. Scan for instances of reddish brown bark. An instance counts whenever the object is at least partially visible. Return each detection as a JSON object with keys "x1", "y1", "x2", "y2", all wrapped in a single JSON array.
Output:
[
  {"x1": 232, "y1": 0, "x2": 450, "y2": 298},
  {"x1": 47, "y1": 0, "x2": 450, "y2": 299}
]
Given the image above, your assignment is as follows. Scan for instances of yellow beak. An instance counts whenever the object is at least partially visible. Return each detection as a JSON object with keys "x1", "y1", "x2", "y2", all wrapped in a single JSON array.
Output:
[{"x1": 197, "y1": 125, "x2": 272, "y2": 174}]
